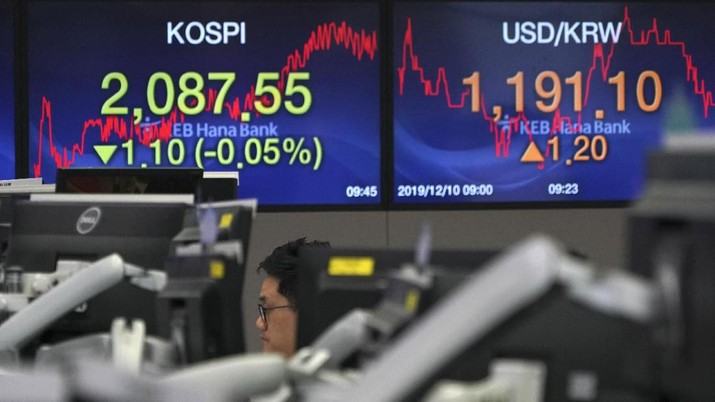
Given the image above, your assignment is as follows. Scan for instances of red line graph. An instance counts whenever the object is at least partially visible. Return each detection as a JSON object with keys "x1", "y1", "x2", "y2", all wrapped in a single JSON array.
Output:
[
  {"x1": 33, "y1": 21, "x2": 377, "y2": 178},
  {"x1": 397, "y1": 6, "x2": 715, "y2": 160}
]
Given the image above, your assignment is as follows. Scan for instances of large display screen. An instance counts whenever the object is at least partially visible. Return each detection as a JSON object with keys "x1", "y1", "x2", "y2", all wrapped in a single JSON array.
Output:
[
  {"x1": 27, "y1": 1, "x2": 381, "y2": 207},
  {"x1": 392, "y1": 2, "x2": 715, "y2": 206},
  {"x1": 0, "y1": 0, "x2": 15, "y2": 180}
]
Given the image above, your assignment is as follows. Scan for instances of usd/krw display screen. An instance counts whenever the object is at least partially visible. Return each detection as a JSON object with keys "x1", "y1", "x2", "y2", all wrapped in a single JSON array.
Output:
[
  {"x1": 0, "y1": 0, "x2": 15, "y2": 180},
  {"x1": 393, "y1": 2, "x2": 715, "y2": 206},
  {"x1": 28, "y1": 1, "x2": 381, "y2": 207}
]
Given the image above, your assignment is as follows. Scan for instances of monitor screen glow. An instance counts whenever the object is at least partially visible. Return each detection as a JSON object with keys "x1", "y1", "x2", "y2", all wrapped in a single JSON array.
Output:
[
  {"x1": 0, "y1": 0, "x2": 15, "y2": 180},
  {"x1": 27, "y1": 0, "x2": 381, "y2": 208},
  {"x1": 392, "y1": 2, "x2": 715, "y2": 207}
]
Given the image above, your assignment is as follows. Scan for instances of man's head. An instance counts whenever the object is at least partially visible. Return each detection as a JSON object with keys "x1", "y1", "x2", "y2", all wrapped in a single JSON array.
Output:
[{"x1": 256, "y1": 237, "x2": 330, "y2": 357}]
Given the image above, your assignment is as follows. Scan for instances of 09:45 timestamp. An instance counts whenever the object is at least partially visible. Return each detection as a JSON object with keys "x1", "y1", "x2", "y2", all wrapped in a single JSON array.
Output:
[{"x1": 346, "y1": 185, "x2": 378, "y2": 198}]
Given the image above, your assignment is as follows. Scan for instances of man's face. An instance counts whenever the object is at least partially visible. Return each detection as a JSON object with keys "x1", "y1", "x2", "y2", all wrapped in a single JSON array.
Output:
[{"x1": 256, "y1": 275, "x2": 297, "y2": 357}]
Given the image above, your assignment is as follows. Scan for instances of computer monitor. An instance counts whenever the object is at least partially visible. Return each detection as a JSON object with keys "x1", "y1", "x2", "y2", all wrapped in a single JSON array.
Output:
[
  {"x1": 0, "y1": 183, "x2": 56, "y2": 263},
  {"x1": 27, "y1": 0, "x2": 381, "y2": 209},
  {"x1": 391, "y1": 1, "x2": 715, "y2": 208},
  {"x1": 0, "y1": 195, "x2": 25, "y2": 265},
  {"x1": 3, "y1": 195, "x2": 192, "y2": 352},
  {"x1": 415, "y1": 284, "x2": 657, "y2": 401},
  {"x1": 158, "y1": 199, "x2": 257, "y2": 360},
  {"x1": 200, "y1": 172, "x2": 239, "y2": 203},
  {"x1": 55, "y1": 167, "x2": 203, "y2": 197},
  {"x1": 56, "y1": 167, "x2": 237, "y2": 202},
  {"x1": 297, "y1": 244, "x2": 658, "y2": 401},
  {"x1": 172, "y1": 199, "x2": 256, "y2": 248},
  {"x1": 0, "y1": 0, "x2": 14, "y2": 180},
  {"x1": 295, "y1": 247, "x2": 498, "y2": 349},
  {"x1": 627, "y1": 146, "x2": 715, "y2": 401}
]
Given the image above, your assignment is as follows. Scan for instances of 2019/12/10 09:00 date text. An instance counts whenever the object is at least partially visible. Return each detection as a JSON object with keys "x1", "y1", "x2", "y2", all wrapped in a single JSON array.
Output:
[{"x1": 397, "y1": 184, "x2": 495, "y2": 198}]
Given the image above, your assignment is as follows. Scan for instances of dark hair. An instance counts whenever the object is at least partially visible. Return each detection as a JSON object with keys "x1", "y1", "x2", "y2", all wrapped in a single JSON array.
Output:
[{"x1": 257, "y1": 237, "x2": 330, "y2": 304}]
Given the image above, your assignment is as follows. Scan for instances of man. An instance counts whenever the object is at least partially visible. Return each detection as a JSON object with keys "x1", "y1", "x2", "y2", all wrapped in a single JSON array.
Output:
[{"x1": 256, "y1": 237, "x2": 330, "y2": 358}]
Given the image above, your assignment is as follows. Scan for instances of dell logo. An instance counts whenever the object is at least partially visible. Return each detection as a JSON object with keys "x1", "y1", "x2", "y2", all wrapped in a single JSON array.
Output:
[{"x1": 76, "y1": 207, "x2": 102, "y2": 235}]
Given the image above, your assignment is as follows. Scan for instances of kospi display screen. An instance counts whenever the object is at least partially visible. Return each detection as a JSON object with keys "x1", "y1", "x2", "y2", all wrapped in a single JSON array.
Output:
[
  {"x1": 27, "y1": 1, "x2": 381, "y2": 207},
  {"x1": 392, "y1": 2, "x2": 715, "y2": 206},
  {"x1": 0, "y1": 0, "x2": 15, "y2": 180}
]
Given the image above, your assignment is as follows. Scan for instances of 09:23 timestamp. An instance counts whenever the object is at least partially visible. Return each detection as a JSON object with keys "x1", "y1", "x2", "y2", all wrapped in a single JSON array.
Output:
[{"x1": 547, "y1": 182, "x2": 579, "y2": 195}]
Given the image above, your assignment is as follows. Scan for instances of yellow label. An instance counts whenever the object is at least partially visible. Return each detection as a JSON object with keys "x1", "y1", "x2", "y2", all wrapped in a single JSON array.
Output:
[
  {"x1": 328, "y1": 257, "x2": 375, "y2": 276},
  {"x1": 404, "y1": 290, "x2": 421, "y2": 313},
  {"x1": 210, "y1": 260, "x2": 225, "y2": 279},
  {"x1": 219, "y1": 213, "x2": 234, "y2": 229}
]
